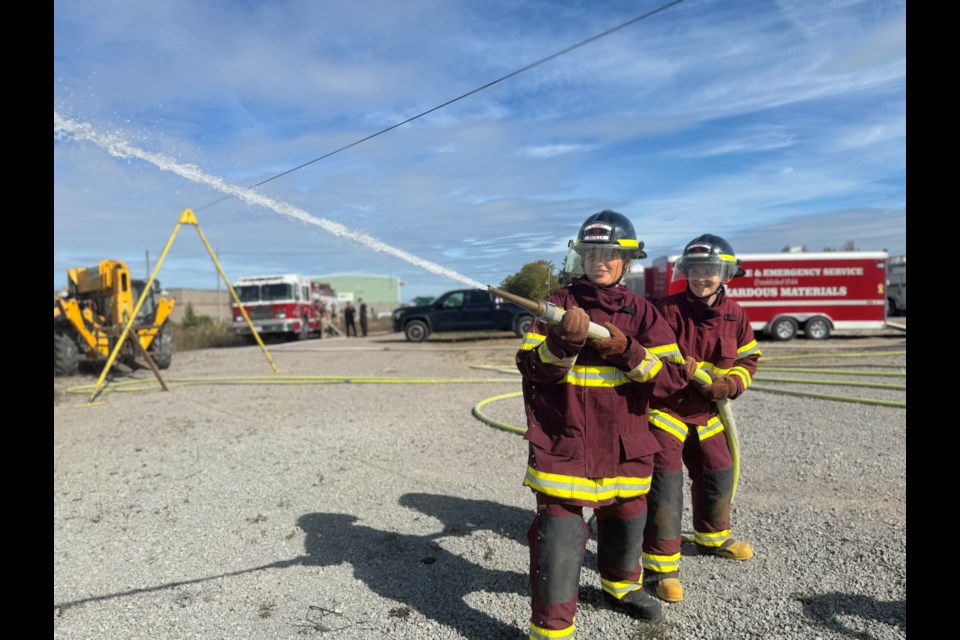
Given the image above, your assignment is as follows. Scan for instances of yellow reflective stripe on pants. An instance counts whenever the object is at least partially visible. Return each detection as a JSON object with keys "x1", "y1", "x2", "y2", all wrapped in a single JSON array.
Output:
[
  {"x1": 694, "y1": 528, "x2": 732, "y2": 547},
  {"x1": 642, "y1": 552, "x2": 681, "y2": 573},
  {"x1": 530, "y1": 622, "x2": 575, "y2": 639}
]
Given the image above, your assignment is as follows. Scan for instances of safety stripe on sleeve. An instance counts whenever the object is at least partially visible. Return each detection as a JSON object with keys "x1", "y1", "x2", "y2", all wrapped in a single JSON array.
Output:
[
  {"x1": 520, "y1": 332, "x2": 545, "y2": 351},
  {"x1": 523, "y1": 467, "x2": 651, "y2": 504},
  {"x1": 625, "y1": 350, "x2": 662, "y2": 383},
  {"x1": 649, "y1": 342, "x2": 684, "y2": 364},
  {"x1": 648, "y1": 410, "x2": 689, "y2": 442},
  {"x1": 738, "y1": 340, "x2": 761, "y2": 358},
  {"x1": 728, "y1": 366, "x2": 753, "y2": 388},
  {"x1": 538, "y1": 342, "x2": 577, "y2": 368},
  {"x1": 642, "y1": 552, "x2": 681, "y2": 573}
]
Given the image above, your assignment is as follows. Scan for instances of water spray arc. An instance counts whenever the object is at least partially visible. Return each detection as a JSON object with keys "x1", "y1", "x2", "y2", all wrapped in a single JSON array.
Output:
[{"x1": 54, "y1": 113, "x2": 486, "y2": 291}]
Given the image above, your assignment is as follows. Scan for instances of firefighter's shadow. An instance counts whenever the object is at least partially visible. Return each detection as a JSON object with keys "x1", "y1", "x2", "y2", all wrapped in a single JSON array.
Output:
[
  {"x1": 296, "y1": 493, "x2": 532, "y2": 640},
  {"x1": 799, "y1": 592, "x2": 906, "y2": 639}
]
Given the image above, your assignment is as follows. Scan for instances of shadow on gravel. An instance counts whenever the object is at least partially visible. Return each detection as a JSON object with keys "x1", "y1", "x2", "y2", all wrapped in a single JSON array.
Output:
[
  {"x1": 56, "y1": 494, "x2": 617, "y2": 639},
  {"x1": 798, "y1": 592, "x2": 906, "y2": 638},
  {"x1": 296, "y1": 494, "x2": 534, "y2": 639},
  {"x1": 55, "y1": 494, "x2": 532, "y2": 639}
]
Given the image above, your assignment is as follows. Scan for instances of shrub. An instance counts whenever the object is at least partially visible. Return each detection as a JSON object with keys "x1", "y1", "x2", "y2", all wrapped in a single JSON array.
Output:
[{"x1": 171, "y1": 306, "x2": 241, "y2": 351}]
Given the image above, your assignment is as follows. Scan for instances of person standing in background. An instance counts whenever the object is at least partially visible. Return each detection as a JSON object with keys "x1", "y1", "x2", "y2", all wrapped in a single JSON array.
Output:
[
  {"x1": 359, "y1": 298, "x2": 368, "y2": 337},
  {"x1": 344, "y1": 301, "x2": 357, "y2": 337}
]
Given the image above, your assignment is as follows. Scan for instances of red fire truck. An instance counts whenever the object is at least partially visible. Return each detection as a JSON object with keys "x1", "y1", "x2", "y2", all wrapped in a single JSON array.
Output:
[
  {"x1": 230, "y1": 274, "x2": 333, "y2": 341},
  {"x1": 645, "y1": 251, "x2": 889, "y2": 341}
]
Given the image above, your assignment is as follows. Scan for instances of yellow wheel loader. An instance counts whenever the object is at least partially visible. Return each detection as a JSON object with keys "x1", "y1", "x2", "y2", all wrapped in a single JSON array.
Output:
[{"x1": 53, "y1": 260, "x2": 176, "y2": 376}]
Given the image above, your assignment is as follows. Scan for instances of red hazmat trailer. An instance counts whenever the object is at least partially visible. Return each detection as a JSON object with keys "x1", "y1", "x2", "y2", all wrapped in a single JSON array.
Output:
[{"x1": 645, "y1": 251, "x2": 889, "y2": 341}]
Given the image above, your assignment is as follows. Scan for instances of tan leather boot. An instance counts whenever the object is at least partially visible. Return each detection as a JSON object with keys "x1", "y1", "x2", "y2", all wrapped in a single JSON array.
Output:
[
  {"x1": 655, "y1": 578, "x2": 684, "y2": 602},
  {"x1": 698, "y1": 538, "x2": 753, "y2": 560}
]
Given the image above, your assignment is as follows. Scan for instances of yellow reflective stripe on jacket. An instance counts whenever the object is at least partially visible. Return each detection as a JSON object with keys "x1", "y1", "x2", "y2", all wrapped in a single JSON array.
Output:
[
  {"x1": 601, "y1": 577, "x2": 643, "y2": 598},
  {"x1": 649, "y1": 341, "x2": 684, "y2": 364},
  {"x1": 529, "y1": 622, "x2": 575, "y2": 640},
  {"x1": 738, "y1": 339, "x2": 761, "y2": 358},
  {"x1": 520, "y1": 332, "x2": 545, "y2": 351},
  {"x1": 728, "y1": 366, "x2": 753, "y2": 388},
  {"x1": 625, "y1": 350, "x2": 662, "y2": 383},
  {"x1": 642, "y1": 551, "x2": 681, "y2": 573},
  {"x1": 649, "y1": 410, "x2": 689, "y2": 442},
  {"x1": 693, "y1": 528, "x2": 732, "y2": 548},
  {"x1": 539, "y1": 342, "x2": 577, "y2": 368},
  {"x1": 697, "y1": 416, "x2": 724, "y2": 441},
  {"x1": 564, "y1": 365, "x2": 630, "y2": 387},
  {"x1": 523, "y1": 466, "x2": 651, "y2": 503}
]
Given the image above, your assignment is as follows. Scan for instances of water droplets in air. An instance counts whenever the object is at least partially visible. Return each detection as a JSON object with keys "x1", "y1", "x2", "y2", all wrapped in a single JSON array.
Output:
[{"x1": 53, "y1": 111, "x2": 487, "y2": 290}]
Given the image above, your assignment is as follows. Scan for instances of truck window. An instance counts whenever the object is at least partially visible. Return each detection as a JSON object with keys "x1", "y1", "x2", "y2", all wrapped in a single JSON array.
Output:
[
  {"x1": 442, "y1": 292, "x2": 464, "y2": 309},
  {"x1": 465, "y1": 290, "x2": 491, "y2": 305},
  {"x1": 236, "y1": 285, "x2": 261, "y2": 303},
  {"x1": 262, "y1": 284, "x2": 294, "y2": 301}
]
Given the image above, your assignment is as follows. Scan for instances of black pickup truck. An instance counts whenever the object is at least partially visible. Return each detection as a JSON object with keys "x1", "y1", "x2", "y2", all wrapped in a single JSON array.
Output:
[{"x1": 391, "y1": 288, "x2": 534, "y2": 342}]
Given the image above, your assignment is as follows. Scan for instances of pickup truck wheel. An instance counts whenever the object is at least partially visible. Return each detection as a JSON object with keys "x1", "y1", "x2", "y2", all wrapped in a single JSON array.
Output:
[
  {"x1": 803, "y1": 317, "x2": 831, "y2": 340},
  {"x1": 769, "y1": 317, "x2": 798, "y2": 341},
  {"x1": 404, "y1": 320, "x2": 430, "y2": 342},
  {"x1": 514, "y1": 315, "x2": 533, "y2": 338},
  {"x1": 54, "y1": 330, "x2": 80, "y2": 376}
]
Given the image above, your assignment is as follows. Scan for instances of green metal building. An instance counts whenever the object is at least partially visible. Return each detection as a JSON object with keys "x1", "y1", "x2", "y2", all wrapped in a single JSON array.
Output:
[{"x1": 310, "y1": 274, "x2": 402, "y2": 316}]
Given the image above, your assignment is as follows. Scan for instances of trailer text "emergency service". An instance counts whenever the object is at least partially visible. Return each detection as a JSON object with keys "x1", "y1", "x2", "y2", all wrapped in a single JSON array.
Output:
[{"x1": 743, "y1": 267, "x2": 864, "y2": 277}]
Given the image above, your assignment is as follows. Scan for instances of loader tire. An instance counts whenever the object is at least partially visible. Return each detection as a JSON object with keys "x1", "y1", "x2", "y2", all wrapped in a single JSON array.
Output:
[
  {"x1": 54, "y1": 331, "x2": 80, "y2": 376},
  {"x1": 150, "y1": 323, "x2": 174, "y2": 369}
]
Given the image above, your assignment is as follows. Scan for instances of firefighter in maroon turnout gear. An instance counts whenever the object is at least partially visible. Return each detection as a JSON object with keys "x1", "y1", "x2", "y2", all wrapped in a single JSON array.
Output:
[
  {"x1": 641, "y1": 234, "x2": 761, "y2": 603},
  {"x1": 516, "y1": 211, "x2": 690, "y2": 639}
]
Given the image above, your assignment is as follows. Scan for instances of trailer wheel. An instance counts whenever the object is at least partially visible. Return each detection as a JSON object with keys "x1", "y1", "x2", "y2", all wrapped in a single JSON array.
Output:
[
  {"x1": 769, "y1": 317, "x2": 798, "y2": 341},
  {"x1": 803, "y1": 317, "x2": 831, "y2": 340},
  {"x1": 54, "y1": 330, "x2": 80, "y2": 376},
  {"x1": 514, "y1": 315, "x2": 533, "y2": 338},
  {"x1": 887, "y1": 297, "x2": 898, "y2": 317},
  {"x1": 150, "y1": 323, "x2": 174, "y2": 369},
  {"x1": 404, "y1": 320, "x2": 430, "y2": 342}
]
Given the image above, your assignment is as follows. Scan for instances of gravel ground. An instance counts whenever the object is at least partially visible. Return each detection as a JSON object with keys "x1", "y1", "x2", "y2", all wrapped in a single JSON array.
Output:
[{"x1": 54, "y1": 326, "x2": 907, "y2": 640}]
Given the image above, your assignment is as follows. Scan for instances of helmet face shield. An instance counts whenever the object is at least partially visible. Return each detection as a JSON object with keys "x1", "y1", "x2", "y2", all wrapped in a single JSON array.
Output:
[
  {"x1": 575, "y1": 246, "x2": 633, "y2": 264},
  {"x1": 673, "y1": 257, "x2": 739, "y2": 282},
  {"x1": 673, "y1": 234, "x2": 743, "y2": 283}
]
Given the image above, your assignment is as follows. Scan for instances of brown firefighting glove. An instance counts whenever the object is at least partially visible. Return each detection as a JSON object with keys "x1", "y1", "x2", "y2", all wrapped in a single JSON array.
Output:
[
  {"x1": 683, "y1": 355, "x2": 699, "y2": 377},
  {"x1": 590, "y1": 322, "x2": 628, "y2": 360},
  {"x1": 699, "y1": 373, "x2": 737, "y2": 400},
  {"x1": 552, "y1": 306, "x2": 590, "y2": 345}
]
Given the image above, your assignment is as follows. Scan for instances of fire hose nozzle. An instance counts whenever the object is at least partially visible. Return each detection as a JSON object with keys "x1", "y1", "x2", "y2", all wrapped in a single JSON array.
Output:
[{"x1": 487, "y1": 286, "x2": 611, "y2": 339}]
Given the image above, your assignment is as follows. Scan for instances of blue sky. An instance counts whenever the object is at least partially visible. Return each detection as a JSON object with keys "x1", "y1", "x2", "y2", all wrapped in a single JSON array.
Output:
[{"x1": 54, "y1": 0, "x2": 906, "y2": 303}]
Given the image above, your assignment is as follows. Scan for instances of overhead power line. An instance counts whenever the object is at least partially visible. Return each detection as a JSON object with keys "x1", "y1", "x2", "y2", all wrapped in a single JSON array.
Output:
[{"x1": 197, "y1": 0, "x2": 684, "y2": 211}]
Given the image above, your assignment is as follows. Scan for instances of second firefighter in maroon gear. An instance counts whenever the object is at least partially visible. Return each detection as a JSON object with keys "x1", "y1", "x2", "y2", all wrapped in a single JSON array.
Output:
[{"x1": 641, "y1": 234, "x2": 761, "y2": 604}]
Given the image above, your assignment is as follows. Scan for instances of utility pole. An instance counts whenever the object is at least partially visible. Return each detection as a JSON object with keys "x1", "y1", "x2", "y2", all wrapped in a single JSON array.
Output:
[
  {"x1": 216, "y1": 246, "x2": 222, "y2": 322},
  {"x1": 145, "y1": 249, "x2": 151, "y2": 280}
]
